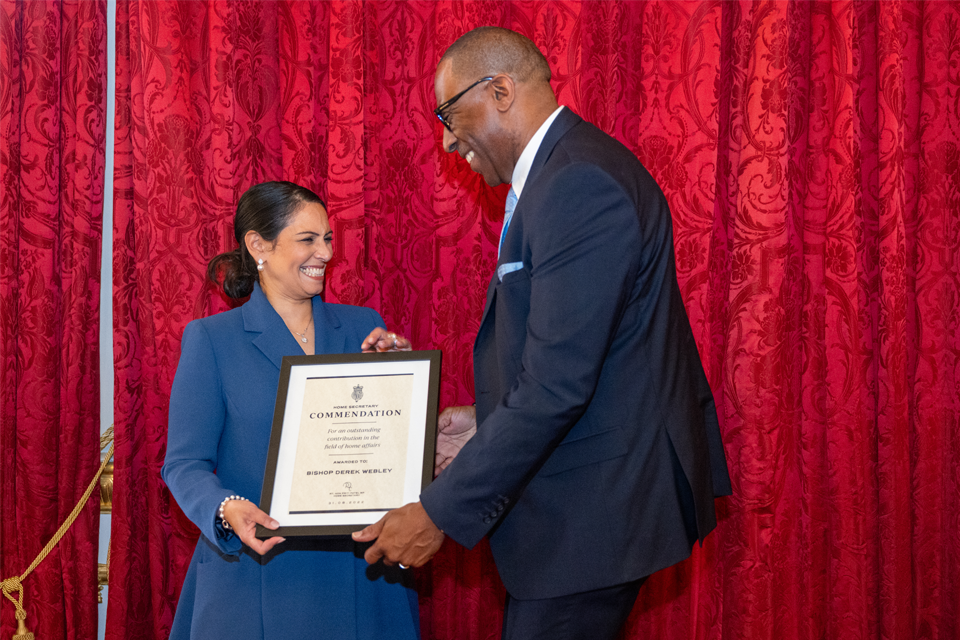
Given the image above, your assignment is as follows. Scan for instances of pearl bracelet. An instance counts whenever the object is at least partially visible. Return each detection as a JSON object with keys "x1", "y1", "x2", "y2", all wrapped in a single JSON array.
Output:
[{"x1": 218, "y1": 495, "x2": 245, "y2": 531}]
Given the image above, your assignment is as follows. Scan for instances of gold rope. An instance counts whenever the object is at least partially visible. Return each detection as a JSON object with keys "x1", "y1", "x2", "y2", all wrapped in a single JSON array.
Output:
[{"x1": 1, "y1": 427, "x2": 115, "y2": 640}]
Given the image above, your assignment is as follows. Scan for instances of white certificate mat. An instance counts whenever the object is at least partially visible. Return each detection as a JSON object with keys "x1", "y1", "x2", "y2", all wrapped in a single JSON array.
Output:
[{"x1": 257, "y1": 350, "x2": 440, "y2": 537}]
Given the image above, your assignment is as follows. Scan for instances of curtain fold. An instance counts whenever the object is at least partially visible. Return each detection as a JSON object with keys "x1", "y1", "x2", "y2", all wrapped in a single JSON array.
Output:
[
  {"x1": 107, "y1": 2, "x2": 960, "y2": 639},
  {"x1": 0, "y1": 1, "x2": 107, "y2": 639}
]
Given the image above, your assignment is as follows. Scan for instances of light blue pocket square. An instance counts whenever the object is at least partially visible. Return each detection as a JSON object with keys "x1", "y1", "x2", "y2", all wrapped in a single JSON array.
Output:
[{"x1": 497, "y1": 261, "x2": 523, "y2": 282}]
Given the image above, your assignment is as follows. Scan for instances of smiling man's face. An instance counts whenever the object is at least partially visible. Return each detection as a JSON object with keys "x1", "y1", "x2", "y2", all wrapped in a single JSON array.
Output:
[{"x1": 434, "y1": 60, "x2": 515, "y2": 187}]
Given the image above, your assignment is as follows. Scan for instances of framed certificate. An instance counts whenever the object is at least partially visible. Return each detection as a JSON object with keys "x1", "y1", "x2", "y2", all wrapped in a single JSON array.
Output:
[{"x1": 256, "y1": 350, "x2": 441, "y2": 538}]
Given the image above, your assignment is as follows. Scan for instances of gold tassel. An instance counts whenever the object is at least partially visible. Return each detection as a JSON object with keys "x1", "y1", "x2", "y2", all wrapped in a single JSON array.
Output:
[{"x1": 14, "y1": 609, "x2": 35, "y2": 640}]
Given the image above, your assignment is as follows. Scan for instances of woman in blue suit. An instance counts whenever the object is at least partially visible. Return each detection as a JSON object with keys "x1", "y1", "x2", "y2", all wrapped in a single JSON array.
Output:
[{"x1": 162, "y1": 181, "x2": 420, "y2": 640}]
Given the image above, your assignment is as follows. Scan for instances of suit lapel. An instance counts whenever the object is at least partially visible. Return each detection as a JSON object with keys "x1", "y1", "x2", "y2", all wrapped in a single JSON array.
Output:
[
  {"x1": 313, "y1": 294, "x2": 347, "y2": 355},
  {"x1": 243, "y1": 284, "x2": 348, "y2": 367},
  {"x1": 525, "y1": 108, "x2": 580, "y2": 188},
  {"x1": 243, "y1": 285, "x2": 294, "y2": 370},
  {"x1": 477, "y1": 270, "x2": 498, "y2": 334},
  {"x1": 477, "y1": 108, "x2": 582, "y2": 338}
]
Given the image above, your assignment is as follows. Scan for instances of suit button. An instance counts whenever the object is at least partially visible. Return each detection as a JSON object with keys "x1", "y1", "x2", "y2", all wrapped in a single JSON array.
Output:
[{"x1": 482, "y1": 516, "x2": 493, "y2": 524}]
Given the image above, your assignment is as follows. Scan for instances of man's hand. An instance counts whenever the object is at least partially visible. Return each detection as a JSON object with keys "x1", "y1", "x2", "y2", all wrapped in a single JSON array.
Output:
[
  {"x1": 435, "y1": 405, "x2": 477, "y2": 475},
  {"x1": 351, "y1": 501, "x2": 445, "y2": 568},
  {"x1": 361, "y1": 328, "x2": 412, "y2": 352},
  {"x1": 221, "y1": 499, "x2": 285, "y2": 556}
]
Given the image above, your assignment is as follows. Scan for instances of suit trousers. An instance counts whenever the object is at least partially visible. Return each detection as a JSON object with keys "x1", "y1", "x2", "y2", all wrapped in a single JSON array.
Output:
[{"x1": 501, "y1": 577, "x2": 646, "y2": 640}]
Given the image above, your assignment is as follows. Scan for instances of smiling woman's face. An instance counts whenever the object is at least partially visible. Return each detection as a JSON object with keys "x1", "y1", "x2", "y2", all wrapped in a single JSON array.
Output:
[{"x1": 258, "y1": 201, "x2": 333, "y2": 303}]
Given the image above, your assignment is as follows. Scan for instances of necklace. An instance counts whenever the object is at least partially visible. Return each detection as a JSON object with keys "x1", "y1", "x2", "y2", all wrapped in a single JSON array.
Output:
[{"x1": 292, "y1": 318, "x2": 312, "y2": 343}]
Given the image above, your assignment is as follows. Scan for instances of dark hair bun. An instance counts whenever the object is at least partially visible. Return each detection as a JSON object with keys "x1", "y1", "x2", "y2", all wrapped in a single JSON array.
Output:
[{"x1": 207, "y1": 249, "x2": 255, "y2": 299}]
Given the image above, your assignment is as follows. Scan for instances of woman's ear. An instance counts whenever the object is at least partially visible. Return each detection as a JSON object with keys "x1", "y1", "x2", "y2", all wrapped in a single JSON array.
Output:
[{"x1": 244, "y1": 230, "x2": 269, "y2": 262}]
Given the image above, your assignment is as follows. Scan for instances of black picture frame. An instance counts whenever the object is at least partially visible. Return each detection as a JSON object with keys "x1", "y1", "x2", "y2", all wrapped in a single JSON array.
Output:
[{"x1": 256, "y1": 350, "x2": 441, "y2": 538}]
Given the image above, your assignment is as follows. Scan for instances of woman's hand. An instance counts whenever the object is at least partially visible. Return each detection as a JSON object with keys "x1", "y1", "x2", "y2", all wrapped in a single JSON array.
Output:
[
  {"x1": 221, "y1": 499, "x2": 285, "y2": 556},
  {"x1": 361, "y1": 327, "x2": 412, "y2": 352}
]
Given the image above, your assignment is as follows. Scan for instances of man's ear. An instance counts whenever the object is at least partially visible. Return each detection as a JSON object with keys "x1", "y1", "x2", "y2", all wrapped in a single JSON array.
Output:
[{"x1": 490, "y1": 73, "x2": 516, "y2": 113}]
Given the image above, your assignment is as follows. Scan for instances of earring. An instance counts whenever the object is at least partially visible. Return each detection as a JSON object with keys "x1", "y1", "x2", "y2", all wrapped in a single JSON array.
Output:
[{"x1": 257, "y1": 258, "x2": 264, "y2": 272}]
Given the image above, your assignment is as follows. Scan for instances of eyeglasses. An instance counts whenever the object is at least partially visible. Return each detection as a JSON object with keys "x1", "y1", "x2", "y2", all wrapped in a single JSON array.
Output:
[{"x1": 434, "y1": 76, "x2": 495, "y2": 131}]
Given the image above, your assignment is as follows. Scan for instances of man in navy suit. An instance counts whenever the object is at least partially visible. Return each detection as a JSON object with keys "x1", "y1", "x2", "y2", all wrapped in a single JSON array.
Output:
[{"x1": 355, "y1": 27, "x2": 731, "y2": 639}]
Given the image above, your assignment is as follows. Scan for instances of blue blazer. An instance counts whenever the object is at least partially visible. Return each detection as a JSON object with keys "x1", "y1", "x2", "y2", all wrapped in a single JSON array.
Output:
[
  {"x1": 421, "y1": 109, "x2": 732, "y2": 600},
  {"x1": 163, "y1": 283, "x2": 419, "y2": 640}
]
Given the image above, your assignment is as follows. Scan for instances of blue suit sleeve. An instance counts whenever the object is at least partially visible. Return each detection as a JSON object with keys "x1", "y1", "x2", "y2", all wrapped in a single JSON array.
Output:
[
  {"x1": 369, "y1": 308, "x2": 387, "y2": 334},
  {"x1": 162, "y1": 320, "x2": 242, "y2": 554}
]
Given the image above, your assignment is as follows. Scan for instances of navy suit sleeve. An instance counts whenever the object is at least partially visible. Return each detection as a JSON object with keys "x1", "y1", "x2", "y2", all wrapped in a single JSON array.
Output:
[
  {"x1": 422, "y1": 163, "x2": 651, "y2": 548},
  {"x1": 162, "y1": 320, "x2": 242, "y2": 554}
]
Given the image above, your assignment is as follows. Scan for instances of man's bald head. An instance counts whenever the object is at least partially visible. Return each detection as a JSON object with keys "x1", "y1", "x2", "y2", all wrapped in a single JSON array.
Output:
[
  {"x1": 433, "y1": 27, "x2": 559, "y2": 188},
  {"x1": 440, "y1": 26, "x2": 551, "y2": 85}
]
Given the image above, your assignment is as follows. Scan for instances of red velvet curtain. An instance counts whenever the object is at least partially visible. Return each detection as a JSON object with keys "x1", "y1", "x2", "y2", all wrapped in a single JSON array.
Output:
[
  {"x1": 0, "y1": 1, "x2": 107, "y2": 639},
  {"x1": 108, "y1": 2, "x2": 960, "y2": 639}
]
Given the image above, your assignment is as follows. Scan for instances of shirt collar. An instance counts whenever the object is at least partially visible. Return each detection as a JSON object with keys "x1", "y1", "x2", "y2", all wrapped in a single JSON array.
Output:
[{"x1": 510, "y1": 106, "x2": 565, "y2": 197}]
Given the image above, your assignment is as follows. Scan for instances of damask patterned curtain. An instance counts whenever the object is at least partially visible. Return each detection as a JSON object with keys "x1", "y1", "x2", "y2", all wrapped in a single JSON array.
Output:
[
  {"x1": 107, "y1": 2, "x2": 960, "y2": 639},
  {"x1": 0, "y1": 1, "x2": 107, "y2": 639}
]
